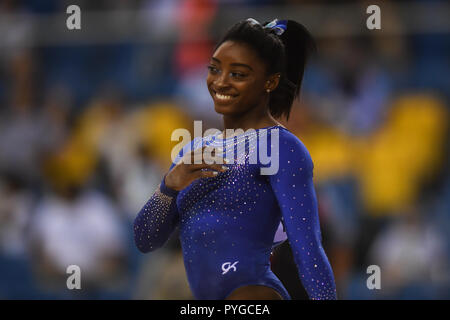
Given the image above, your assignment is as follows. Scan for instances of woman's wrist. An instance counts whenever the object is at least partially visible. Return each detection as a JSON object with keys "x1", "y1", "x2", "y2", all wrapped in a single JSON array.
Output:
[{"x1": 160, "y1": 174, "x2": 180, "y2": 197}]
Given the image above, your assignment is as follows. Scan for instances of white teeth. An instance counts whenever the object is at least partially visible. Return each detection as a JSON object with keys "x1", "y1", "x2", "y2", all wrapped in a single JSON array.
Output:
[{"x1": 215, "y1": 93, "x2": 234, "y2": 100}]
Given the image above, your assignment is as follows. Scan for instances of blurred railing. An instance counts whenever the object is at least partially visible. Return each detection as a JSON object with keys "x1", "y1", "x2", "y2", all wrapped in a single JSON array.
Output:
[{"x1": 0, "y1": 2, "x2": 449, "y2": 47}]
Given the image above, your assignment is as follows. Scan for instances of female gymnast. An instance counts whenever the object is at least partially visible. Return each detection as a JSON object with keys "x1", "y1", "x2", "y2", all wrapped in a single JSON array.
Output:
[{"x1": 134, "y1": 18, "x2": 337, "y2": 300}]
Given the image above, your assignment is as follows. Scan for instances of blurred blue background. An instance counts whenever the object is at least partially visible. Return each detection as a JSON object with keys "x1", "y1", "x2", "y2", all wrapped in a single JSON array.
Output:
[{"x1": 0, "y1": 0, "x2": 448, "y2": 299}]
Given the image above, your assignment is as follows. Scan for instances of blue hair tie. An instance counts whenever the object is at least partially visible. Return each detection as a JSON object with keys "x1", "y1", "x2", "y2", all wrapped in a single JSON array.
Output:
[
  {"x1": 264, "y1": 19, "x2": 287, "y2": 36},
  {"x1": 246, "y1": 18, "x2": 287, "y2": 36}
]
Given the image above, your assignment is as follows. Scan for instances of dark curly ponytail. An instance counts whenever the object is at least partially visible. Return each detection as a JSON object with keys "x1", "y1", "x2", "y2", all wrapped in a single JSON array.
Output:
[{"x1": 271, "y1": 20, "x2": 316, "y2": 119}]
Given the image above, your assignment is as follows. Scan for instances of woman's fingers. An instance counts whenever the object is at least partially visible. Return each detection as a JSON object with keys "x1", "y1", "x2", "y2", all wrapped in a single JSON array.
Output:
[
  {"x1": 181, "y1": 145, "x2": 227, "y2": 166},
  {"x1": 193, "y1": 168, "x2": 223, "y2": 180},
  {"x1": 207, "y1": 164, "x2": 229, "y2": 172},
  {"x1": 169, "y1": 145, "x2": 230, "y2": 190},
  {"x1": 189, "y1": 163, "x2": 229, "y2": 172}
]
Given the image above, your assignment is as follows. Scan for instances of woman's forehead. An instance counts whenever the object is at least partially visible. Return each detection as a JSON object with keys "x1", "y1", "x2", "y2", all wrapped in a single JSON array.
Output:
[{"x1": 212, "y1": 41, "x2": 264, "y2": 69}]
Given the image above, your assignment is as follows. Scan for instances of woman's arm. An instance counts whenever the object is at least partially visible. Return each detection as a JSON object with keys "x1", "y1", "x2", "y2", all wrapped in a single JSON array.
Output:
[
  {"x1": 269, "y1": 133, "x2": 337, "y2": 300},
  {"x1": 133, "y1": 137, "x2": 228, "y2": 253},
  {"x1": 133, "y1": 168, "x2": 180, "y2": 253}
]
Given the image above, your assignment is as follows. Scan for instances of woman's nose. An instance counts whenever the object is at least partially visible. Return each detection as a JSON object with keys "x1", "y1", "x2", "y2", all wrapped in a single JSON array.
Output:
[{"x1": 215, "y1": 72, "x2": 230, "y2": 87}]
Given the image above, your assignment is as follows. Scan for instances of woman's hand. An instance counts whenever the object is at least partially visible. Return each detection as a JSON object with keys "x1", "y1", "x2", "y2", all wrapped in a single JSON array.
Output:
[{"x1": 164, "y1": 146, "x2": 229, "y2": 191}]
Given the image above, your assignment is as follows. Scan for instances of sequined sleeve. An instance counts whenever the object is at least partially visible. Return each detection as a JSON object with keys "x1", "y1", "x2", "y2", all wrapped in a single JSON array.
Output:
[
  {"x1": 133, "y1": 175, "x2": 180, "y2": 253},
  {"x1": 269, "y1": 133, "x2": 337, "y2": 300}
]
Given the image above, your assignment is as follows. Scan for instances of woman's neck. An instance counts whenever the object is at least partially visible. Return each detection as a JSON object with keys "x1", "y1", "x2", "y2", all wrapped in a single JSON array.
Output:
[{"x1": 222, "y1": 109, "x2": 281, "y2": 133}]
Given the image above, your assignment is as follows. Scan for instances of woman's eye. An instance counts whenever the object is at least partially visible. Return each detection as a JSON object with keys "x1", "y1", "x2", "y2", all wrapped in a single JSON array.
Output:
[
  {"x1": 231, "y1": 72, "x2": 246, "y2": 78},
  {"x1": 207, "y1": 66, "x2": 246, "y2": 79},
  {"x1": 207, "y1": 65, "x2": 219, "y2": 74}
]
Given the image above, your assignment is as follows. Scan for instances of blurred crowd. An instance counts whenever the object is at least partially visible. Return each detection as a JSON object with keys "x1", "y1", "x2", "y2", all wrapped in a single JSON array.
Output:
[{"x1": 0, "y1": 0, "x2": 449, "y2": 299}]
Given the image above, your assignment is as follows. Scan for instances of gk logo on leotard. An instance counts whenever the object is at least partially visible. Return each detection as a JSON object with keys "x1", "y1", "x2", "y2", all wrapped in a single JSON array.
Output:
[{"x1": 222, "y1": 261, "x2": 239, "y2": 275}]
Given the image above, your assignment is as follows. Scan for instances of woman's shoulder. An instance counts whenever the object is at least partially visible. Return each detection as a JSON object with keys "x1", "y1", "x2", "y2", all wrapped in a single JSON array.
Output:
[
  {"x1": 272, "y1": 127, "x2": 314, "y2": 172},
  {"x1": 273, "y1": 126, "x2": 310, "y2": 155}
]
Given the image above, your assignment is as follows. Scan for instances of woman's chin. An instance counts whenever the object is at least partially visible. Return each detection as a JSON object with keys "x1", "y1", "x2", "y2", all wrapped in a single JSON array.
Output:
[{"x1": 214, "y1": 104, "x2": 235, "y2": 115}]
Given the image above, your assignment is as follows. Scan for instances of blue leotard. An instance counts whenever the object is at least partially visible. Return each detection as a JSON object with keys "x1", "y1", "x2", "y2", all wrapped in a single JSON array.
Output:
[{"x1": 133, "y1": 125, "x2": 337, "y2": 300}]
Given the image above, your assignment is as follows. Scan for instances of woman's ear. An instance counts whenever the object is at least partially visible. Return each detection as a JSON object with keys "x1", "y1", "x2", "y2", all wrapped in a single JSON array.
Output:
[{"x1": 265, "y1": 73, "x2": 281, "y2": 93}]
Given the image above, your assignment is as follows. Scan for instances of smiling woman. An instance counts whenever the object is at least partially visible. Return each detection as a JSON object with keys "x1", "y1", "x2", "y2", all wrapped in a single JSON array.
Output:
[
  {"x1": 203, "y1": 19, "x2": 315, "y2": 137},
  {"x1": 134, "y1": 18, "x2": 337, "y2": 300},
  {"x1": 207, "y1": 42, "x2": 269, "y2": 114}
]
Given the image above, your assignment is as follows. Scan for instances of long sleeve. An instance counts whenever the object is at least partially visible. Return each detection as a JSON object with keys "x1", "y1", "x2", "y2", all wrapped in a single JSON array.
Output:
[
  {"x1": 269, "y1": 133, "x2": 337, "y2": 300},
  {"x1": 133, "y1": 137, "x2": 206, "y2": 253},
  {"x1": 133, "y1": 168, "x2": 180, "y2": 253}
]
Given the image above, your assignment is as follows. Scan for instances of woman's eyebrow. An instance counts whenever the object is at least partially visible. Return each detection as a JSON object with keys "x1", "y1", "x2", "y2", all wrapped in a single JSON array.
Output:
[{"x1": 211, "y1": 57, "x2": 253, "y2": 71}]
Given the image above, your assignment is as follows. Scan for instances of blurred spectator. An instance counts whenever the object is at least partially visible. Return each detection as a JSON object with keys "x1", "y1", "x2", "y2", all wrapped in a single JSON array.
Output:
[
  {"x1": 172, "y1": 0, "x2": 221, "y2": 127},
  {"x1": 368, "y1": 206, "x2": 448, "y2": 299},
  {"x1": 0, "y1": 173, "x2": 39, "y2": 299},
  {"x1": 134, "y1": 235, "x2": 193, "y2": 299},
  {"x1": 115, "y1": 143, "x2": 166, "y2": 219},
  {"x1": 29, "y1": 182, "x2": 127, "y2": 298},
  {"x1": 0, "y1": 173, "x2": 33, "y2": 257}
]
